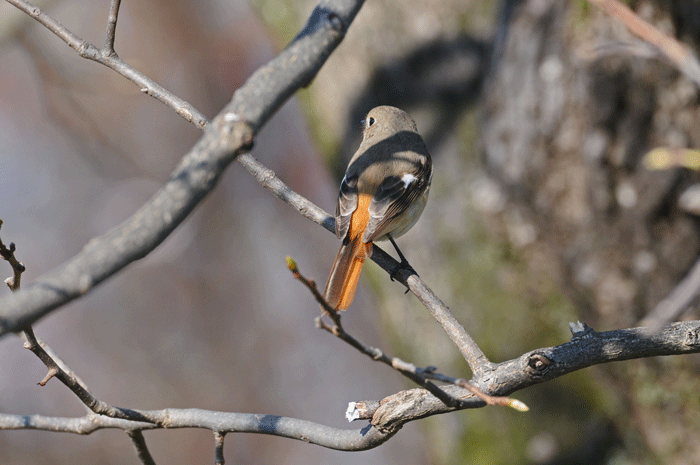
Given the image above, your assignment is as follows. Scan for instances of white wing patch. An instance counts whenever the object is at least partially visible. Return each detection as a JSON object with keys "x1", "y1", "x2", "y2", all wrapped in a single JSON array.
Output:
[{"x1": 401, "y1": 173, "x2": 416, "y2": 189}]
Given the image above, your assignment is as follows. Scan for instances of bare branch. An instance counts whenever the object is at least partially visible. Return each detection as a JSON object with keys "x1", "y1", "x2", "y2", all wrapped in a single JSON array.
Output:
[
  {"x1": 420, "y1": 371, "x2": 528, "y2": 412},
  {"x1": 20, "y1": 326, "x2": 151, "y2": 422},
  {"x1": 4, "y1": 0, "x2": 488, "y2": 381},
  {"x1": 357, "y1": 320, "x2": 700, "y2": 427},
  {"x1": 244, "y1": 152, "x2": 492, "y2": 374},
  {"x1": 214, "y1": 432, "x2": 225, "y2": 465},
  {"x1": 402, "y1": 271, "x2": 493, "y2": 376},
  {"x1": 0, "y1": 410, "x2": 397, "y2": 451},
  {"x1": 287, "y1": 258, "x2": 524, "y2": 410},
  {"x1": 3, "y1": 0, "x2": 700, "y2": 456},
  {"x1": 0, "y1": 0, "x2": 366, "y2": 336},
  {"x1": 103, "y1": 0, "x2": 121, "y2": 56},
  {"x1": 640, "y1": 255, "x2": 700, "y2": 329},
  {"x1": 126, "y1": 430, "x2": 156, "y2": 465},
  {"x1": 588, "y1": 0, "x2": 700, "y2": 88},
  {"x1": 12, "y1": 314, "x2": 399, "y2": 451},
  {"x1": 5, "y1": 0, "x2": 207, "y2": 128},
  {"x1": 12, "y1": 312, "x2": 398, "y2": 451},
  {"x1": 287, "y1": 257, "x2": 462, "y2": 406},
  {"x1": 239, "y1": 154, "x2": 335, "y2": 234},
  {"x1": 0, "y1": 412, "x2": 153, "y2": 433},
  {"x1": 3, "y1": 320, "x2": 699, "y2": 448},
  {"x1": 0, "y1": 220, "x2": 26, "y2": 291}
]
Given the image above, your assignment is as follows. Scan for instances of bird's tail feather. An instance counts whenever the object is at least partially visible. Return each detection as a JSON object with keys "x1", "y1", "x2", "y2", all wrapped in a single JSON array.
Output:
[{"x1": 323, "y1": 236, "x2": 372, "y2": 311}]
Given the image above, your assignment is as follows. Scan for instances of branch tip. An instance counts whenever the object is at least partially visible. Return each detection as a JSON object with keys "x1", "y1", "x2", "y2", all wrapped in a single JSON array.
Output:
[
  {"x1": 286, "y1": 256, "x2": 298, "y2": 274},
  {"x1": 507, "y1": 399, "x2": 530, "y2": 412},
  {"x1": 0, "y1": 221, "x2": 26, "y2": 291},
  {"x1": 39, "y1": 368, "x2": 58, "y2": 386}
]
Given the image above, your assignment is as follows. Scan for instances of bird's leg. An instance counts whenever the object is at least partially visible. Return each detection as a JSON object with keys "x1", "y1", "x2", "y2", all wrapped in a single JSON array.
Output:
[{"x1": 388, "y1": 235, "x2": 418, "y2": 286}]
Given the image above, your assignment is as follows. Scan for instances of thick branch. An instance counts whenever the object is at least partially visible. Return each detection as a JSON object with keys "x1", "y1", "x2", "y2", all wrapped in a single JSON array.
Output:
[
  {"x1": 4, "y1": 0, "x2": 486, "y2": 378},
  {"x1": 0, "y1": 410, "x2": 396, "y2": 451},
  {"x1": 360, "y1": 320, "x2": 700, "y2": 426},
  {"x1": 0, "y1": 0, "x2": 365, "y2": 337},
  {"x1": 3, "y1": 0, "x2": 699, "y2": 455},
  {"x1": 3, "y1": 321, "x2": 697, "y2": 446}
]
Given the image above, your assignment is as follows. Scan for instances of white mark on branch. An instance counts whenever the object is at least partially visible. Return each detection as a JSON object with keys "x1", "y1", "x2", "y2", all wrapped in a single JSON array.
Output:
[
  {"x1": 177, "y1": 108, "x2": 192, "y2": 120},
  {"x1": 223, "y1": 112, "x2": 241, "y2": 123},
  {"x1": 78, "y1": 275, "x2": 93, "y2": 294},
  {"x1": 569, "y1": 321, "x2": 595, "y2": 338},
  {"x1": 345, "y1": 402, "x2": 360, "y2": 422}
]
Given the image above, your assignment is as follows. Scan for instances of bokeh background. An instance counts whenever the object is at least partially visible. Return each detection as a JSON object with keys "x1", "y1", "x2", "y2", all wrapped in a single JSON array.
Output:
[{"x1": 2, "y1": 0, "x2": 700, "y2": 463}]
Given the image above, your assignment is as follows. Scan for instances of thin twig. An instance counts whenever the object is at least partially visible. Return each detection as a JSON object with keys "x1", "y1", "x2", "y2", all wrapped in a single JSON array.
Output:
[
  {"x1": 238, "y1": 154, "x2": 334, "y2": 231},
  {"x1": 287, "y1": 258, "x2": 523, "y2": 410},
  {"x1": 244, "y1": 153, "x2": 492, "y2": 375},
  {"x1": 640, "y1": 255, "x2": 700, "y2": 329},
  {"x1": 286, "y1": 257, "x2": 456, "y2": 405},
  {"x1": 0, "y1": 220, "x2": 26, "y2": 291},
  {"x1": 420, "y1": 371, "x2": 527, "y2": 411},
  {"x1": 126, "y1": 430, "x2": 157, "y2": 465},
  {"x1": 588, "y1": 0, "x2": 700, "y2": 88},
  {"x1": 103, "y1": 0, "x2": 122, "y2": 56},
  {"x1": 0, "y1": 229, "x2": 134, "y2": 422},
  {"x1": 403, "y1": 272, "x2": 494, "y2": 376},
  {"x1": 0, "y1": 0, "x2": 366, "y2": 335},
  {"x1": 5, "y1": 0, "x2": 490, "y2": 378},
  {"x1": 286, "y1": 257, "x2": 341, "y2": 325},
  {"x1": 3, "y1": 320, "x2": 700, "y2": 447},
  {"x1": 287, "y1": 257, "x2": 458, "y2": 406},
  {"x1": 20, "y1": 326, "x2": 152, "y2": 422},
  {"x1": 0, "y1": 226, "x2": 102, "y2": 417},
  {"x1": 5, "y1": 0, "x2": 208, "y2": 128},
  {"x1": 214, "y1": 432, "x2": 226, "y2": 465}
]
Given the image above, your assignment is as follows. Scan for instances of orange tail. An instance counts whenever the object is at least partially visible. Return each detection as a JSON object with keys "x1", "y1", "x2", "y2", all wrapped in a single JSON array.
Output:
[{"x1": 323, "y1": 235, "x2": 372, "y2": 310}]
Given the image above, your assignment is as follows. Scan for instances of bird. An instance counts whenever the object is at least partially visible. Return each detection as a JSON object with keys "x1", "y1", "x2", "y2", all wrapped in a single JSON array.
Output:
[{"x1": 323, "y1": 105, "x2": 433, "y2": 311}]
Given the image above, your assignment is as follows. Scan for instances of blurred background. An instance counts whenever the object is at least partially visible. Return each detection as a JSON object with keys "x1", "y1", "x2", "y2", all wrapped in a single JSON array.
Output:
[{"x1": 1, "y1": 0, "x2": 700, "y2": 463}]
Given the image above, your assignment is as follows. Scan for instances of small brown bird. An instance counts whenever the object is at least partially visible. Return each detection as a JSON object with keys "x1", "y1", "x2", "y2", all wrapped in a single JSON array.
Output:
[{"x1": 323, "y1": 106, "x2": 433, "y2": 310}]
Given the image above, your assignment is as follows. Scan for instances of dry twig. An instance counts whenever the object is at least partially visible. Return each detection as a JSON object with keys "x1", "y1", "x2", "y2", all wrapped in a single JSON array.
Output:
[
  {"x1": 588, "y1": 0, "x2": 700, "y2": 87},
  {"x1": 2, "y1": 0, "x2": 700, "y2": 461},
  {"x1": 0, "y1": 0, "x2": 364, "y2": 335},
  {"x1": 0, "y1": 220, "x2": 26, "y2": 291}
]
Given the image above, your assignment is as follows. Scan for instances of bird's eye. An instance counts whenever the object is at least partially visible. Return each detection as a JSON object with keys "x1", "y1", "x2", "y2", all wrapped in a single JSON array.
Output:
[{"x1": 367, "y1": 117, "x2": 375, "y2": 127}]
